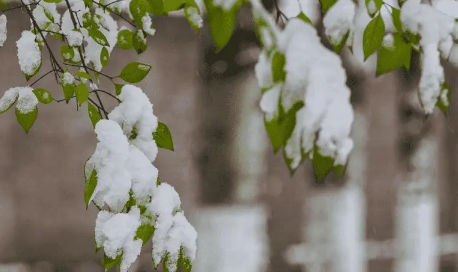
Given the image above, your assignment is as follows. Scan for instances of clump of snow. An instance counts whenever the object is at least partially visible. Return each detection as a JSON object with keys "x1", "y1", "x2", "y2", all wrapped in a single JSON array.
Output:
[
  {"x1": 213, "y1": 0, "x2": 239, "y2": 10},
  {"x1": 401, "y1": 0, "x2": 455, "y2": 114},
  {"x1": 126, "y1": 145, "x2": 158, "y2": 205},
  {"x1": 141, "y1": 15, "x2": 156, "y2": 36},
  {"x1": 323, "y1": 0, "x2": 356, "y2": 45},
  {"x1": 0, "y1": 87, "x2": 38, "y2": 114},
  {"x1": 0, "y1": 14, "x2": 7, "y2": 47},
  {"x1": 62, "y1": 72, "x2": 75, "y2": 85},
  {"x1": 16, "y1": 31, "x2": 41, "y2": 77},
  {"x1": 95, "y1": 207, "x2": 143, "y2": 272},
  {"x1": 32, "y1": 2, "x2": 61, "y2": 35},
  {"x1": 108, "y1": 85, "x2": 158, "y2": 162},
  {"x1": 367, "y1": 0, "x2": 377, "y2": 14},
  {"x1": 0, "y1": 87, "x2": 19, "y2": 112},
  {"x1": 383, "y1": 33, "x2": 394, "y2": 48}
]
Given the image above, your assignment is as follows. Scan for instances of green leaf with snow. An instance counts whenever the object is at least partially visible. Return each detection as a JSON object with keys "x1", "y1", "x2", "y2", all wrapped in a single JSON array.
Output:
[
  {"x1": 15, "y1": 106, "x2": 38, "y2": 134},
  {"x1": 271, "y1": 51, "x2": 286, "y2": 83},
  {"x1": 178, "y1": 247, "x2": 193, "y2": 272},
  {"x1": 117, "y1": 29, "x2": 134, "y2": 50},
  {"x1": 87, "y1": 102, "x2": 102, "y2": 128},
  {"x1": 100, "y1": 47, "x2": 109, "y2": 68},
  {"x1": 184, "y1": 6, "x2": 202, "y2": 32},
  {"x1": 153, "y1": 122, "x2": 174, "y2": 151},
  {"x1": 132, "y1": 30, "x2": 148, "y2": 54},
  {"x1": 135, "y1": 224, "x2": 155, "y2": 245},
  {"x1": 119, "y1": 62, "x2": 152, "y2": 83},
  {"x1": 75, "y1": 83, "x2": 89, "y2": 106},
  {"x1": 205, "y1": 0, "x2": 241, "y2": 51},
  {"x1": 84, "y1": 169, "x2": 97, "y2": 209},
  {"x1": 376, "y1": 33, "x2": 411, "y2": 76},
  {"x1": 25, "y1": 61, "x2": 42, "y2": 81},
  {"x1": 101, "y1": 253, "x2": 122, "y2": 270},
  {"x1": 88, "y1": 28, "x2": 109, "y2": 47},
  {"x1": 319, "y1": 0, "x2": 338, "y2": 14},
  {"x1": 363, "y1": 14, "x2": 385, "y2": 60},
  {"x1": 33, "y1": 88, "x2": 54, "y2": 104},
  {"x1": 312, "y1": 146, "x2": 334, "y2": 181},
  {"x1": 130, "y1": 0, "x2": 150, "y2": 26},
  {"x1": 0, "y1": 94, "x2": 18, "y2": 114},
  {"x1": 331, "y1": 31, "x2": 349, "y2": 54}
]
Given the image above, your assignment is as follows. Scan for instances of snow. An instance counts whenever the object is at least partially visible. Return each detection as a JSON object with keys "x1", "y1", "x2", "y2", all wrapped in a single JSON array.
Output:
[
  {"x1": 367, "y1": 0, "x2": 377, "y2": 14},
  {"x1": 186, "y1": 7, "x2": 203, "y2": 28},
  {"x1": 141, "y1": 15, "x2": 156, "y2": 36},
  {"x1": 0, "y1": 88, "x2": 19, "y2": 113},
  {"x1": 32, "y1": 2, "x2": 60, "y2": 32},
  {"x1": 16, "y1": 87, "x2": 38, "y2": 114},
  {"x1": 108, "y1": 85, "x2": 158, "y2": 162},
  {"x1": 323, "y1": 0, "x2": 356, "y2": 44},
  {"x1": 213, "y1": 0, "x2": 239, "y2": 10},
  {"x1": 279, "y1": 0, "x2": 320, "y2": 23},
  {"x1": 0, "y1": 14, "x2": 7, "y2": 47},
  {"x1": 95, "y1": 208, "x2": 143, "y2": 272},
  {"x1": 383, "y1": 33, "x2": 394, "y2": 48},
  {"x1": 401, "y1": 0, "x2": 455, "y2": 114},
  {"x1": 126, "y1": 145, "x2": 158, "y2": 205},
  {"x1": 255, "y1": 15, "x2": 354, "y2": 170},
  {"x1": 16, "y1": 31, "x2": 41, "y2": 77},
  {"x1": 62, "y1": 72, "x2": 75, "y2": 85}
]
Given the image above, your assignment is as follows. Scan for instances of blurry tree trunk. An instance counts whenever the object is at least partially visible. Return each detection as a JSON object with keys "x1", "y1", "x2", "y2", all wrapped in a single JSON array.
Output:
[
  {"x1": 394, "y1": 54, "x2": 439, "y2": 272},
  {"x1": 193, "y1": 7, "x2": 269, "y2": 272},
  {"x1": 301, "y1": 71, "x2": 368, "y2": 272}
]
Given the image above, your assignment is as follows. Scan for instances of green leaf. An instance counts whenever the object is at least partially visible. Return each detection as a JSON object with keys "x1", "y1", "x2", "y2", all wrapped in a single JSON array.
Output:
[
  {"x1": 84, "y1": 170, "x2": 97, "y2": 209},
  {"x1": 178, "y1": 247, "x2": 193, "y2": 272},
  {"x1": 437, "y1": 82, "x2": 451, "y2": 114},
  {"x1": 312, "y1": 147, "x2": 334, "y2": 180},
  {"x1": 43, "y1": 6, "x2": 55, "y2": 22},
  {"x1": 365, "y1": 0, "x2": 382, "y2": 17},
  {"x1": 391, "y1": 8, "x2": 402, "y2": 33},
  {"x1": 153, "y1": 122, "x2": 174, "y2": 151},
  {"x1": 62, "y1": 83, "x2": 75, "y2": 103},
  {"x1": 149, "y1": 0, "x2": 165, "y2": 15},
  {"x1": 130, "y1": 0, "x2": 150, "y2": 25},
  {"x1": 25, "y1": 60, "x2": 42, "y2": 81},
  {"x1": 319, "y1": 0, "x2": 338, "y2": 14},
  {"x1": 333, "y1": 164, "x2": 347, "y2": 177},
  {"x1": 157, "y1": 176, "x2": 161, "y2": 186},
  {"x1": 271, "y1": 51, "x2": 286, "y2": 83},
  {"x1": 33, "y1": 88, "x2": 54, "y2": 104},
  {"x1": 132, "y1": 30, "x2": 148, "y2": 54},
  {"x1": 115, "y1": 83, "x2": 124, "y2": 96},
  {"x1": 117, "y1": 29, "x2": 134, "y2": 50},
  {"x1": 376, "y1": 33, "x2": 412, "y2": 76},
  {"x1": 118, "y1": 62, "x2": 152, "y2": 83},
  {"x1": 101, "y1": 253, "x2": 122, "y2": 270},
  {"x1": 83, "y1": 0, "x2": 93, "y2": 8},
  {"x1": 184, "y1": 6, "x2": 202, "y2": 32},
  {"x1": 135, "y1": 224, "x2": 155, "y2": 245},
  {"x1": 363, "y1": 14, "x2": 385, "y2": 60},
  {"x1": 297, "y1": 12, "x2": 312, "y2": 25},
  {"x1": 164, "y1": 0, "x2": 185, "y2": 12},
  {"x1": 87, "y1": 28, "x2": 109, "y2": 47},
  {"x1": 100, "y1": 46, "x2": 109, "y2": 68},
  {"x1": 0, "y1": 0, "x2": 8, "y2": 10},
  {"x1": 205, "y1": 0, "x2": 241, "y2": 51},
  {"x1": 87, "y1": 102, "x2": 102, "y2": 128},
  {"x1": 61, "y1": 45, "x2": 75, "y2": 61},
  {"x1": 77, "y1": 71, "x2": 92, "y2": 80},
  {"x1": 15, "y1": 106, "x2": 38, "y2": 134},
  {"x1": 264, "y1": 101, "x2": 304, "y2": 153},
  {"x1": 75, "y1": 83, "x2": 89, "y2": 106}
]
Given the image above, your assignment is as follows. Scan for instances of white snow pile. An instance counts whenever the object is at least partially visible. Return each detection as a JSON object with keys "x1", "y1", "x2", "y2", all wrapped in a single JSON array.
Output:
[
  {"x1": 323, "y1": 0, "x2": 356, "y2": 45},
  {"x1": 0, "y1": 14, "x2": 7, "y2": 47},
  {"x1": 400, "y1": 0, "x2": 458, "y2": 114},
  {"x1": 86, "y1": 85, "x2": 196, "y2": 272},
  {"x1": 254, "y1": 4, "x2": 354, "y2": 171},
  {"x1": 0, "y1": 87, "x2": 38, "y2": 114},
  {"x1": 16, "y1": 31, "x2": 41, "y2": 77}
]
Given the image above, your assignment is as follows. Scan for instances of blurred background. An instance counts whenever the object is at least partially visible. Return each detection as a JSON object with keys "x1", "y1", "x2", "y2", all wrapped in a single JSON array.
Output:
[{"x1": 1, "y1": 1, "x2": 458, "y2": 272}]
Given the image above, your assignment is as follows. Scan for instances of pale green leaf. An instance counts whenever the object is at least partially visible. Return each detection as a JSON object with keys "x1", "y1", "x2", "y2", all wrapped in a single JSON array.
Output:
[
  {"x1": 363, "y1": 14, "x2": 385, "y2": 60},
  {"x1": 75, "y1": 83, "x2": 89, "y2": 106},
  {"x1": 118, "y1": 62, "x2": 151, "y2": 83},
  {"x1": 87, "y1": 102, "x2": 102, "y2": 128},
  {"x1": 33, "y1": 88, "x2": 54, "y2": 104},
  {"x1": 15, "y1": 106, "x2": 38, "y2": 133}
]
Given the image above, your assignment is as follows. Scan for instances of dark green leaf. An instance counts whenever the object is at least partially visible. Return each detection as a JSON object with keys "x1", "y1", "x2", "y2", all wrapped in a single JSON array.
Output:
[
  {"x1": 363, "y1": 14, "x2": 385, "y2": 60},
  {"x1": 33, "y1": 88, "x2": 54, "y2": 104},
  {"x1": 84, "y1": 170, "x2": 97, "y2": 209},
  {"x1": 153, "y1": 122, "x2": 174, "y2": 151},
  {"x1": 15, "y1": 106, "x2": 38, "y2": 134},
  {"x1": 87, "y1": 102, "x2": 102, "y2": 128},
  {"x1": 132, "y1": 30, "x2": 148, "y2": 54},
  {"x1": 118, "y1": 62, "x2": 152, "y2": 83},
  {"x1": 312, "y1": 147, "x2": 334, "y2": 180}
]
